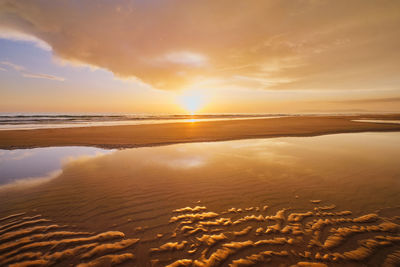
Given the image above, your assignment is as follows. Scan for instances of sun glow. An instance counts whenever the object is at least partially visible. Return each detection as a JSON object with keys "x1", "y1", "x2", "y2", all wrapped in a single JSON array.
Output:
[{"x1": 178, "y1": 90, "x2": 207, "y2": 115}]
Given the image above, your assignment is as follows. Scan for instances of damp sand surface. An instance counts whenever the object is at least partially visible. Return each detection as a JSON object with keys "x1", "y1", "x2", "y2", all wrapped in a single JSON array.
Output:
[{"x1": 0, "y1": 132, "x2": 400, "y2": 266}]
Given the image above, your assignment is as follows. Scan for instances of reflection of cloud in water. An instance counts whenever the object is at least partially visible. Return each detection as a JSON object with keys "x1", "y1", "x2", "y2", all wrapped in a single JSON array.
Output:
[
  {"x1": 134, "y1": 147, "x2": 207, "y2": 169},
  {"x1": 227, "y1": 139, "x2": 290, "y2": 149},
  {"x1": 146, "y1": 140, "x2": 295, "y2": 170},
  {"x1": 0, "y1": 147, "x2": 114, "y2": 187},
  {"x1": 198, "y1": 139, "x2": 297, "y2": 165},
  {"x1": 61, "y1": 151, "x2": 114, "y2": 165},
  {"x1": 0, "y1": 150, "x2": 34, "y2": 162},
  {"x1": 164, "y1": 157, "x2": 205, "y2": 169},
  {"x1": 0, "y1": 170, "x2": 62, "y2": 191}
]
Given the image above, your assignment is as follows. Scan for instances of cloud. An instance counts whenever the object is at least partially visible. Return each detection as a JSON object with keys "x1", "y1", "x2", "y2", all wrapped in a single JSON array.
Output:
[
  {"x1": 327, "y1": 97, "x2": 400, "y2": 104},
  {"x1": 0, "y1": 0, "x2": 399, "y2": 91},
  {"x1": 158, "y1": 51, "x2": 208, "y2": 67},
  {"x1": 0, "y1": 28, "x2": 51, "y2": 50},
  {"x1": 22, "y1": 72, "x2": 65, "y2": 81},
  {"x1": 0, "y1": 60, "x2": 64, "y2": 81},
  {"x1": 0, "y1": 60, "x2": 24, "y2": 71}
]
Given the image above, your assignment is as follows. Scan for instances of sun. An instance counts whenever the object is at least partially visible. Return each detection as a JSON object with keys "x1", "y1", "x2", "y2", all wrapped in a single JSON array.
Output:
[{"x1": 178, "y1": 90, "x2": 207, "y2": 115}]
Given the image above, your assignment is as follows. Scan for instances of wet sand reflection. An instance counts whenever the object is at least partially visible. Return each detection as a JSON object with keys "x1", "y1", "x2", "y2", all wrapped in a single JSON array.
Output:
[{"x1": 0, "y1": 132, "x2": 399, "y2": 266}]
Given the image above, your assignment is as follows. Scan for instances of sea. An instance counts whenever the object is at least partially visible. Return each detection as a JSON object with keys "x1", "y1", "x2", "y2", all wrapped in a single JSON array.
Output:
[{"x1": 0, "y1": 113, "x2": 293, "y2": 130}]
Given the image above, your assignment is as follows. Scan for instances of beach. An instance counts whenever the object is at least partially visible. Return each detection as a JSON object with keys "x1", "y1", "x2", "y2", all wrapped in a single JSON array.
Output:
[
  {"x1": 0, "y1": 114, "x2": 400, "y2": 149},
  {"x1": 2, "y1": 1, "x2": 400, "y2": 265}
]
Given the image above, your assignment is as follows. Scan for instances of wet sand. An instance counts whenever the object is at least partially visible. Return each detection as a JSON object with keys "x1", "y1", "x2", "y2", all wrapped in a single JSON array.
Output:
[
  {"x1": 0, "y1": 132, "x2": 399, "y2": 266},
  {"x1": 1, "y1": 114, "x2": 400, "y2": 149}
]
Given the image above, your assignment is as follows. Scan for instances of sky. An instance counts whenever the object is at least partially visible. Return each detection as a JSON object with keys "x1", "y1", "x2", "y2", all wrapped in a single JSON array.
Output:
[{"x1": 0, "y1": 0, "x2": 400, "y2": 114}]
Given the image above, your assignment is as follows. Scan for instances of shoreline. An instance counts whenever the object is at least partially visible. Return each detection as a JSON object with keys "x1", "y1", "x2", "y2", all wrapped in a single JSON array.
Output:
[{"x1": 0, "y1": 114, "x2": 399, "y2": 150}]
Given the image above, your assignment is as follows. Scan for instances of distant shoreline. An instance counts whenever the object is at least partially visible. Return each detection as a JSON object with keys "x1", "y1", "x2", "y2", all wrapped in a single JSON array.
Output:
[{"x1": 0, "y1": 114, "x2": 399, "y2": 150}]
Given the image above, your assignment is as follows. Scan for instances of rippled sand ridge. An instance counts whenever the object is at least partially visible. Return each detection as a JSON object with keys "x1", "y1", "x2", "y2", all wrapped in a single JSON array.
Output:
[{"x1": 1, "y1": 203, "x2": 399, "y2": 266}]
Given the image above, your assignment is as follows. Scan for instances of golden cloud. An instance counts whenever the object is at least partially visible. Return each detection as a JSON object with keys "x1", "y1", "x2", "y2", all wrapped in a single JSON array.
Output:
[{"x1": 0, "y1": 0, "x2": 399, "y2": 90}]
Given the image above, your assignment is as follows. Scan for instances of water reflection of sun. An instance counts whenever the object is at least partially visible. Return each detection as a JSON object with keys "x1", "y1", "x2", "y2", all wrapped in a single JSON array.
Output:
[{"x1": 178, "y1": 90, "x2": 207, "y2": 115}]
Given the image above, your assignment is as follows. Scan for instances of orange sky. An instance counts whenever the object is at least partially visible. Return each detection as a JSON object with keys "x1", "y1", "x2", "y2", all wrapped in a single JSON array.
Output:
[{"x1": 0, "y1": 0, "x2": 400, "y2": 114}]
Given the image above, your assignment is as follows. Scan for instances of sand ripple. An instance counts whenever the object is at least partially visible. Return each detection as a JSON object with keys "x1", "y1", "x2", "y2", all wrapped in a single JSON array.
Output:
[
  {"x1": 1, "y1": 202, "x2": 399, "y2": 266},
  {"x1": 0, "y1": 213, "x2": 139, "y2": 266},
  {"x1": 161, "y1": 204, "x2": 400, "y2": 266}
]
